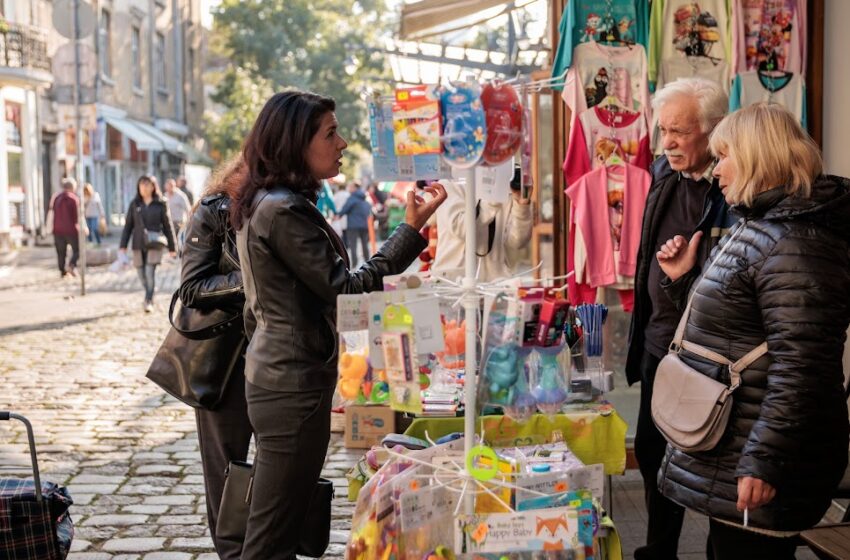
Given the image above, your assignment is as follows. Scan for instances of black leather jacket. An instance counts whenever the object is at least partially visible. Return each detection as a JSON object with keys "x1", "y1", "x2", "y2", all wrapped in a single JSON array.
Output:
[
  {"x1": 178, "y1": 194, "x2": 244, "y2": 314},
  {"x1": 658, "y1": 176, "x2": 850, "y2": 531},
  {"x1": 237, "y1": 186, "x2": 427, "y2": 392}
]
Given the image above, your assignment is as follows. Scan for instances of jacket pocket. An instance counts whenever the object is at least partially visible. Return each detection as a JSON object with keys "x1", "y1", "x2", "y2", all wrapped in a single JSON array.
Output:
[{"x1": 291, "y1": 323, "x2": 336, "y2": 366}]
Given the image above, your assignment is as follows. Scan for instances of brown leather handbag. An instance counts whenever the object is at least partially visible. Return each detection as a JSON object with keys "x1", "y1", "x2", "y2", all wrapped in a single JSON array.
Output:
[{"x1": 651, "y1": 228, "x2": 768, "y2": 453}]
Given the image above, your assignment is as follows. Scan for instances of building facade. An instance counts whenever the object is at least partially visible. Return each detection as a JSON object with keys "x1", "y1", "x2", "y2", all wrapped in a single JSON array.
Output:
[{"x1": 0, "y1": 0, "x2": 207, "y2": 249}]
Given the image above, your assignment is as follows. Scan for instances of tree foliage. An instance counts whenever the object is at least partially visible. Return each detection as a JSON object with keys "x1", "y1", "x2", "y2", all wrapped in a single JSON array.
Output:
[{"x1": 205, "y1": 0, "x2": 392, "y2": 164}]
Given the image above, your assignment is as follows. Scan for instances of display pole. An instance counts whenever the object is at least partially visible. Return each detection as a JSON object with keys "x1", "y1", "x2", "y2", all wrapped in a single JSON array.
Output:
[{"x1": 462, "y1": 166, "x2": 477, "y2": 462}]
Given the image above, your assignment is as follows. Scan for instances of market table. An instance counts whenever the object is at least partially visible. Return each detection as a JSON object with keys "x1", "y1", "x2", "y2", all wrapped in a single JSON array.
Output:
[{"x1": 801, "y1": 524, "x2": 850, "y2": 560}]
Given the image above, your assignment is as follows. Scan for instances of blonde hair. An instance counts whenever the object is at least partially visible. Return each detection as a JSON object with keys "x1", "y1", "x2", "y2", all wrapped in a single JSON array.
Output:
[
  {"x1": 709, "y1": 103, "x2": 822, "y2": 206},
  {"x1": 83, "y1": 183, "x2": 94, "y2": 197}
]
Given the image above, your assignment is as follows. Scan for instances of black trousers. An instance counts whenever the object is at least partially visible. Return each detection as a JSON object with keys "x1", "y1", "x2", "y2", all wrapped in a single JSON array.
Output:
[
  {"x1": 54, "y1": 234, "x2": 79, "y2": 273},
  {"x1": 708, "y1": 519, "x2": 797, "y2": 560},
  {"x1": 634, "y1": 350, "x2": 686, "y2": 560},
  {"x1": 195, "y1": 366, "x2": 253, "y2": 560},
  {"x1": 347, "y1": 227, "x2": 370, "y2": 266},
  {"x1": 241, "y1": 381, "x2": 334, "y2": 559}
]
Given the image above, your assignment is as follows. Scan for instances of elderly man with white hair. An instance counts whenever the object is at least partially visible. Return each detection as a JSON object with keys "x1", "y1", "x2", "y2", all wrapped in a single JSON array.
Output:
[{"x1": 625, "y1": 77, "x2": 736, "y2": 560}]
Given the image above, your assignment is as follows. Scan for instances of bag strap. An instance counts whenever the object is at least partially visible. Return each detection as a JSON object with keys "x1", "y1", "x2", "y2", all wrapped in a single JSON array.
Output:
[
  {"x1": 168, "y1": 291, "x2": 240, "y2": 340},
  {"x1": 669, "y1": 226, "x2": 768, "y2": 388}
]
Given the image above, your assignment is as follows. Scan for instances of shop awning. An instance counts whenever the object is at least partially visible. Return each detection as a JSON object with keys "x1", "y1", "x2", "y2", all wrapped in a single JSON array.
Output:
[
  {"x1": 103, "y1": 116, "x2": 162, "y2": 151},
  {"x1": 133, "y1": 121, "x2": 186, "y2": 155},
  {"x1": 400, "y1": 0, "x2": 510, "y2": 38}
]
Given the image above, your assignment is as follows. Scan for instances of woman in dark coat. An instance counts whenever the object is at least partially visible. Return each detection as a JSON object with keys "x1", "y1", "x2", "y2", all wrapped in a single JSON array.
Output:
[
  {"x1": 119, "y1": 176, "x2": 176, "y2": 312},
  {"x1": 231, "y1": 90, "x2": 447, "y2": 558},
  {"x1": 176, "y1": 156, "x2": 252, "y2": 559},
  {"x1": 655, "y1": 102, "x2": 850, "y2": 558}
]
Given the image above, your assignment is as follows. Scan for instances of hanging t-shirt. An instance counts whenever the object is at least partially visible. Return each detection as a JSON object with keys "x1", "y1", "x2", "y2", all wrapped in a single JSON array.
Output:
[
  {"x1": 551, "y1": 0, "x2": 650, "y2": 85},
  {"x1": 562, "y1": 41, "x2": 651, "y2": 121},
  {"x1": 730, "y1": 71, "x2": 806, "y2": 127},
  {"x1": 733, "y1": 0, "x2": 807, "y2": 76},
  {"x1": 649, "y1": 0, "x2": 733, "y2": 90},
  {"x1": 564, "y1": 105, "x2": 651, "y2": 186},
  {"x1": 566, "y1": 163, "x2": 650, "y2": 309}
]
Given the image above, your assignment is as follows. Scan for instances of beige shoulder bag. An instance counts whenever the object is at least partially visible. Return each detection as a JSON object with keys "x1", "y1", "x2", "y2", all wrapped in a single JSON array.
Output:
[{"x1": 651, "y1": 228, "x2": 768, "y2": 452}]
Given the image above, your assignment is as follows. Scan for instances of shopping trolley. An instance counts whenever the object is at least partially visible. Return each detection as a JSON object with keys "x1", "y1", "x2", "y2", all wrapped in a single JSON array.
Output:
[{"x1": 0, "y1": 411, "x2": 74, "y2": 559}]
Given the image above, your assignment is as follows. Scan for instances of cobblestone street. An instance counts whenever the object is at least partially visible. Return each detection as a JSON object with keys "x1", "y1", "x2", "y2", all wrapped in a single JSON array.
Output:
[{"x1": 0, "y1": 243, "x2": 354, "y2": 559}]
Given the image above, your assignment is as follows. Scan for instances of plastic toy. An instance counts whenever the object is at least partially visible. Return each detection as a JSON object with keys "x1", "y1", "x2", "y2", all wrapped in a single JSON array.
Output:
[
  {"x1": 481, "y1": 82, "x2": 522, "y2": 165},
  {"x1": 437, "y1": 320, "x2": 465, "y2": 369},
  {"x1": 503, "y1": 347, "x2": 537, "y2": 422},
  {"x1": 532, "y1": 346, "x2": 569, "y2": 414},
  {"x1": 339, "y1": 352, "x2": 370, "y2": 401},
  {"x1": 484, "y1": 345, "x2": 519, "y2": 405},
  {"x1": 440, "y1": 82, "x2": 486, "y2": 168}
]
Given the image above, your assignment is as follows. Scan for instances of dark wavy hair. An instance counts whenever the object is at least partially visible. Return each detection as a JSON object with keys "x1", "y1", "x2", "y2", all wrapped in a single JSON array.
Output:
[
  {"x1": 231, "y1": 90, "x2": 336, "y2": 230},
  {"x1": 135, "y1": 175, "x2": 162, "y2": 203}
]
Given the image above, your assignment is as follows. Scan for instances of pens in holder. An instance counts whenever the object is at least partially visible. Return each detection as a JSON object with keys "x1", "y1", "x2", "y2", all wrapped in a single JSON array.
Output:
[{"x1": 743, "y1": 507, "x2": 748, "y2": 527}]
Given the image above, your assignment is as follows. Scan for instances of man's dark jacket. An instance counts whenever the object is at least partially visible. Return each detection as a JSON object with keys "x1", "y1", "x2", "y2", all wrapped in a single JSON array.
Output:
[{"x1": 625, "y1": 155, "x2": 735, "y2": 385}]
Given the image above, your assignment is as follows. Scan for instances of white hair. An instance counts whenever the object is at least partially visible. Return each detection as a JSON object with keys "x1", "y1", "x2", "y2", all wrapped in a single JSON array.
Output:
[{"x1": 652, "y1": 77, "x2": 729, "y2": 134}]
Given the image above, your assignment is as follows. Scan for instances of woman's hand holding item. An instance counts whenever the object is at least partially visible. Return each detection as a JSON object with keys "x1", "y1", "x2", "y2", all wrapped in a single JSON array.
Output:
[
  {"x1": 405, "y1": 183, "x2": 448, "y2": 230},
  {"x1": 737, "y1": 476, "x2": 776, "y2": 512},
  {"x1": 656, "y1": 231, "x2": 703, "y2": 281}
]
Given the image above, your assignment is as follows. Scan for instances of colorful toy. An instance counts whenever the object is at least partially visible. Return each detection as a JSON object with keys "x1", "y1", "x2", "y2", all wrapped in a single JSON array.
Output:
[
  {"x1": 503, "y1": 347, "x2": 537, "y2": 422},
  {"x1": 484, "y1": 345, "x2": 519, "y2": 405},
  {"x1": 440, "y1": 82, "x2": 487, "y2": 168},
  {"x1": 532, "y1": 346, "x2": 569, "y2": 414},
  {"x1": 437, "y1": 319, "x2": 466, "y2": 369},
  {"x1": 392, "y1": 86, "x2": 442, "y2": 156},
  {"x1": 339, "y1": 352, "x2": 370, "y2": 401},
  {"x1": 481, "y1": 82, "x2": 522, "y2": 165}
]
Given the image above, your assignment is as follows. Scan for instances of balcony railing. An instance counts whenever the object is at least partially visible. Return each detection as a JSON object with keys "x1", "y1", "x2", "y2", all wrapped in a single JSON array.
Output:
[{"x1": 0, "y1": 23, "x2": 50, "y2": 72}]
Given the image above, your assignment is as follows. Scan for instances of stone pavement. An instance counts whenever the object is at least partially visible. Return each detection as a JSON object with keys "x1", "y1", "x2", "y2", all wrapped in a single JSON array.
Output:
[{"x1": 0, "y1": 243, "x2": 828, "y2": 559}]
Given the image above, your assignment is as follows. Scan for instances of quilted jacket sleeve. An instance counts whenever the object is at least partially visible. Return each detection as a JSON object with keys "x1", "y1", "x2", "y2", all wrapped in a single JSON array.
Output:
[
  {"x1": 736, "y1": 235, "x2": 850, "y2": 485},
  {"x1": 178, "y1": 202, "x2": 244, "y2": 310},
  {"x1": 270, "y1": 204, "x2": 427, "y2": 305}
]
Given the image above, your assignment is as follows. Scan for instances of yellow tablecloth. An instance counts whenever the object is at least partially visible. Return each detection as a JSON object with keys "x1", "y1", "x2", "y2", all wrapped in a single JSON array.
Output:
[{"x1": 404, "y1": 404, "x2": 628, "y2": 475}]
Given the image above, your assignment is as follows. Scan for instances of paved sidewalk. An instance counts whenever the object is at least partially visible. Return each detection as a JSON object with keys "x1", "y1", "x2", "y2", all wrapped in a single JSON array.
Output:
[{"x1": 0, "y1": 244, "x2": 827, "y2": 559}]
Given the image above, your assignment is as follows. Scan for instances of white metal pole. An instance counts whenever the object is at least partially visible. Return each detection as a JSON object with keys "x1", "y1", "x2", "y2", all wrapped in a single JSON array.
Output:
[
  {"x1": 462, "y1": 166, "x2": 477, "y2": 461},
  {"x1": 73, "y1": 0, "x2": 86, "y2": 295}
]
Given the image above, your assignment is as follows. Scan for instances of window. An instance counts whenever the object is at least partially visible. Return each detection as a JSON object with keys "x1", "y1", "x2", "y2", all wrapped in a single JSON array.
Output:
[
  {"x1": 132, "y1": 26, "x2": 142, "y2": 89},
  {"x1": 99, "y1": 9, "x2": 112, "y2": 77},
  {"x1": 155, "y1": 32, "x2": 167, "y2": 91}
]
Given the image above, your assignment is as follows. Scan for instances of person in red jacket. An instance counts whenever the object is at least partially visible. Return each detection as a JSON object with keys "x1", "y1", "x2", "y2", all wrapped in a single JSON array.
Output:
[{"x1": 51, "y1": 178, "x2": 81, "y2": 277}]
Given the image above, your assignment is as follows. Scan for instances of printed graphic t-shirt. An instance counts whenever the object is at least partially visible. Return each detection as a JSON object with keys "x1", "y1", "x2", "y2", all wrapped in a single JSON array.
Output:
[
  {"x1": 562, "y1": 41, "x2": 651, "y2": 121},
  {"x1": 733, "y1": 0, "x2": 807, "y2": 76},
  {"x1": 649, "y1": 0, "x2": 733, "y2": 89},
  {"x1": 551, "y1": 0, "x2": 650, "y2": 83}
]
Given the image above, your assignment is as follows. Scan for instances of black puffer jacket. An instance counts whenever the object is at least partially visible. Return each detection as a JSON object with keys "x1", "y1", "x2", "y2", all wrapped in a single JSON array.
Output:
[
  {"x1": 658, "y1": 175, "x2": 850, "y2": 531},
  {"x1": 237, "y1": 186, "x2": 427, "y2": 393}
]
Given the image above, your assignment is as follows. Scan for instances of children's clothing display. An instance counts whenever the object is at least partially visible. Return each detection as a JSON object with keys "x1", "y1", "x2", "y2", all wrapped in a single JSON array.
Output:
[
  {"x1": 551, "y1": 0, "x2": 650, "y2": 83},
  {"x1": 648, "y1": 0, "x2": 733, "y2": 90},
  {"x1": 730, "y1": 70, "x2": 806, "y2": 126},
  {"x1": 564, "y1": 105, "x2": 652, "y2": 187},
  {"x1": 733, "y1": 0, "x2": 807, "y2": 75},
  {"x1": 565, "y1": 163, "x2": 650, "y2": 309},
  {"x1": 562, "y1": 41, "x2": 651, "y2": 120}
]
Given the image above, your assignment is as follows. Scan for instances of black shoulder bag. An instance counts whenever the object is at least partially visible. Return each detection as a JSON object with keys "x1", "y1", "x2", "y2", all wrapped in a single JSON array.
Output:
[{"x1": 145, "y1": 291, "x2": 245, "y2": 409}]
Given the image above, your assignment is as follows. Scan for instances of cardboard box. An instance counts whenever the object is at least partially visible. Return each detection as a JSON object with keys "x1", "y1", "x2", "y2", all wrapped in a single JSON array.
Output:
[{"x1": 344, "y1": 405, "x2": 396, "y2": 449}]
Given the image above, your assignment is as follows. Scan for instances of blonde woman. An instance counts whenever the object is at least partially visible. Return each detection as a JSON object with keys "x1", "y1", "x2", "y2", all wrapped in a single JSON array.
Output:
[
  {"x1": 654, "y1": 103, "x2": 850, "y2": 558},
  {"x1": 83, "y1": 183, "x2": 105, "y2": 245}
]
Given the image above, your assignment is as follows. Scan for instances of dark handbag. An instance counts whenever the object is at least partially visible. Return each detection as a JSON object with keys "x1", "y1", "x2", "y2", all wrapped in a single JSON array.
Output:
[
  {"x1": 651, "y1": 228, "x2": 768, "y2": 452},
  {"x1": 144, "y1": 228, "x2": 168, "y2": 250},
  {"x1": 145, "y1": 292, "x2": 245, "y2": 409},
  {"x1": 216, "y1": 459, "x2": 333, "y2": 557}
]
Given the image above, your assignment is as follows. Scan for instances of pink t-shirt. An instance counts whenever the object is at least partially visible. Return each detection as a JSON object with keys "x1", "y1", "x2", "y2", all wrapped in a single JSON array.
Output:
[
  {"x1": 734, "y1": 0, "x2": 807, "y2": 76},
  {"x1": 564, "y1": 105, "x2": 652, "y2": 187}
]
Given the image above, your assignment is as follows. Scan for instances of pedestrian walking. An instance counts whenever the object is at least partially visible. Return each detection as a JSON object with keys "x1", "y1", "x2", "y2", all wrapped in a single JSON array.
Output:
[
  {"x1": 231, "y1": 90, "x2": 447, "y2": 558},
  {"x1": 177, "y1": 176, "x2": 194, "y2": 206},
  {"x1": 336, "y1": 182, "x2": 372, "y2": 267},
  {"x1": 655, "y1": 103, "x2": 850, "y2": 559},
  {"x1": 119, "y1": 175, "x2": 176, "y2": 312},
  {"x1": 331, "y1": 181, "x2": 350, "y2": 247},
  {"x1": 83, "y1": 183, "x2": 106, "y2": 245},
  {"x1": 177, "y1": 156, "x2": 253, "y2": 560},
  {"x1": 164, "y1": 178, "x2": 191, "y2": 248},
  {"x1": 52, "y1": 178, "x2": 81, "y2": 277}
]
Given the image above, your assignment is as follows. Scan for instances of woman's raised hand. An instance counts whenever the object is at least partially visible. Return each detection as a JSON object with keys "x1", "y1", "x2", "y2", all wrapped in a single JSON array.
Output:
[
  {"x1": 405, "y1": 183, "x2": 448, "y2": 231},
  {"x1": 656, "y1": 231, "x2": 703, "y2": 282}
]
